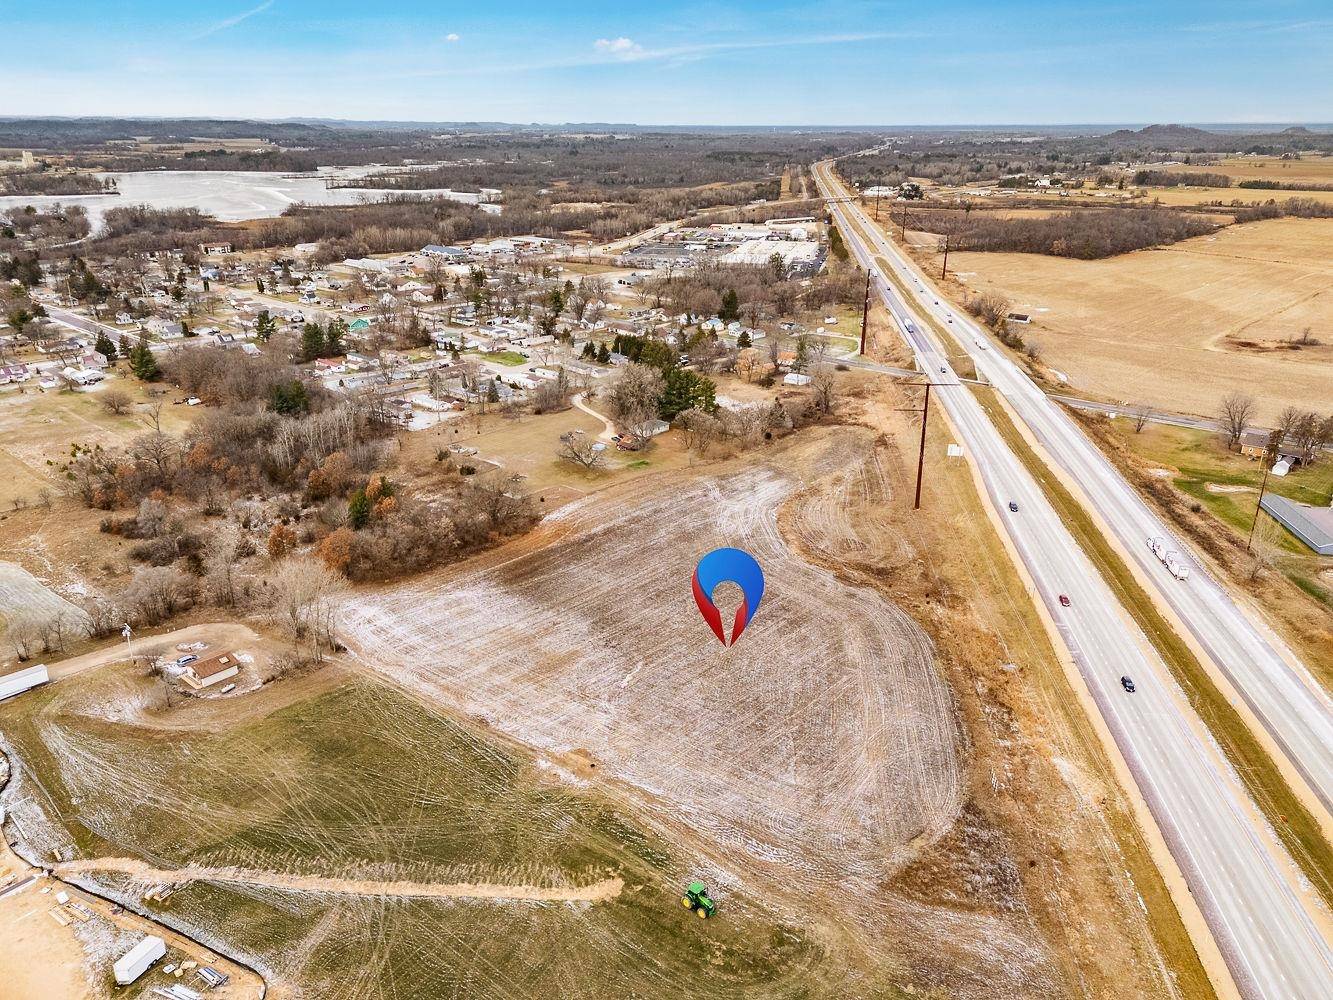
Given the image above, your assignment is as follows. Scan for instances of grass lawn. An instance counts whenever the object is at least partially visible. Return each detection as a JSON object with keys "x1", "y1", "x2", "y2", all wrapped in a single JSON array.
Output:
[
  {"x1": 1111, "y1": 422, "x2": 1332, "y2": 553},
  {"x1": 479, "y1": 350, "x2": 528, "y2": 366}
]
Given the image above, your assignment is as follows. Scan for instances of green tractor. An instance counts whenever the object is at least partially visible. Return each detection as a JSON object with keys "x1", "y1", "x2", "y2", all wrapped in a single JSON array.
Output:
[{"x1": 681, "y1": 881, "x2": 717, "y2": 919}]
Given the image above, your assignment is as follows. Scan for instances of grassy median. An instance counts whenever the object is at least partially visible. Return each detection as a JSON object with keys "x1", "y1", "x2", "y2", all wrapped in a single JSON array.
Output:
[{"x1": 972, "y1": 385, "x2": 1333, "y2": 909}]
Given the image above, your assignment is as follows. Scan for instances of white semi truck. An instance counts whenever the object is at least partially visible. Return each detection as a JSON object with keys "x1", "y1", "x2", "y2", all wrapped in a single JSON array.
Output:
[{"x1": 1148, "y1": 537, "x2": 1190, "y2": 580}]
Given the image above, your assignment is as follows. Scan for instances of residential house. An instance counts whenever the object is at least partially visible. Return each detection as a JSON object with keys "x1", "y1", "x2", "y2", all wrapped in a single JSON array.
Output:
[
  {"x1": 1239, "y1": 430, "x2": 1308, "y2": 467},
  {"x1": 180, "y1": 651, "x2": 241, "y2": 690}
]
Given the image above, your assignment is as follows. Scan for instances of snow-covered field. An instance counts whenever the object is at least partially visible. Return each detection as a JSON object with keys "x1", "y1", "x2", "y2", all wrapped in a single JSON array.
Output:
[{"x1": 340, "y1": 430, "x2": 964, "y2": 894}]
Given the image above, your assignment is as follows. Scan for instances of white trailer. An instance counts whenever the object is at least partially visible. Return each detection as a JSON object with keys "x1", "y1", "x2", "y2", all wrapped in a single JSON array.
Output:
[
  {"x1": 1165, "y1": 553, "x2": 1191, "y2": 581},
  {"x1": 114, "y1": 935, "x2": 166, "y2": 985},
  {"x1": 0, "y1": 664, "x2": 49, "y2": 702}
]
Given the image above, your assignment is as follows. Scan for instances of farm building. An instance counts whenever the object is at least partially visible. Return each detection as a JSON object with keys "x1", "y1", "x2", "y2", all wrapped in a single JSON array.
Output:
[
  {"x1": 1260, "y1": 495, "x2": 1333, "y2": 555},
  {"x1": 181, "y1": 651, "x2": 241, "y2": 690}
]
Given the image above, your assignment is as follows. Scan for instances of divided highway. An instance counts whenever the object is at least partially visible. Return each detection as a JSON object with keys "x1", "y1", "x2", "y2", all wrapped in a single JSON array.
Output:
[
  {"x1": 814, "y1": 160, "x2": 1333, "y2": 1000},
  {"x1": 825, "y1": 170, "x2": 1333, "y2": 821}
]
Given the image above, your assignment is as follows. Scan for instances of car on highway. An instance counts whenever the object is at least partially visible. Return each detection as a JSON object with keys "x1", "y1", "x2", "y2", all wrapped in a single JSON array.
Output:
[
  {"x1": 1008, "y1": 501, "x2": 1019, "y2": 512},
  {"x1": 1120, "y1": 676, "x2": 1136, "y2": 693},
  {"x1": 1058, "y1": 594, "x2": 1071, "y2": 607}
]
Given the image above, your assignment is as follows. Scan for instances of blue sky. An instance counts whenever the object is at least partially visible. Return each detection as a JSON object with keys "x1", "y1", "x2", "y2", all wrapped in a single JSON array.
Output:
[{"x1": 2, "y1": 0, "x2": 1330, "y2": 125}]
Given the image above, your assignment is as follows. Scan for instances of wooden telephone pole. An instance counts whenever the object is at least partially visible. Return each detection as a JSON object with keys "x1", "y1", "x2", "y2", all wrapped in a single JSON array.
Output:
[
  {"x1": 859, "y1": 269, "x2": 872, "y2": 355},
  {"x1": 1247, "y1": 432, "x2": 1281, "y2": 551},
  {"x1": 897, "y1": 381, "x2": 944, "y2": 510}
]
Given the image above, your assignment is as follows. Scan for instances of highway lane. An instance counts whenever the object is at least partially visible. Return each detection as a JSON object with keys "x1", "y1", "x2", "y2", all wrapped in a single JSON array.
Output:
[
  {"x1": 814, "y1": 160, "x2": 1333, "y2": 1000},
  {"x1": 821, "y1": 167, "x2": 1333, "y2": 822}
]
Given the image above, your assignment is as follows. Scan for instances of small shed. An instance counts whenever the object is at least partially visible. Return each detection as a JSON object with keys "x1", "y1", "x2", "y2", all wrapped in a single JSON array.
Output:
[{"x1": 784, "y1": 372, "x2": 812, "y2": 386}]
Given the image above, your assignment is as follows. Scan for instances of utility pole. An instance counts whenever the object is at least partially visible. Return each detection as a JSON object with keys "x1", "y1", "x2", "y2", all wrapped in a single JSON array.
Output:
[
  {"x1": 900, "y1": 201, "x2": 909, "y2": 241},
  {"x1": 940, "y1": 234, "x2": 952, "y2": 279},
  {"x1": 874, "y1": 181, "x2": 882, "y2": 221},
  {"x1": 914, "y1": 382, "x2": 932, "y2": 510},
  {"x1": 1247, "y1": 433, "x2": 1280, "y2": 551},
  {"x1": 897, "y1": 381, "x2": 941, "y2": 510},
  {"x1": 859, "y1": 269, "x2": 872, "y2": 355}
]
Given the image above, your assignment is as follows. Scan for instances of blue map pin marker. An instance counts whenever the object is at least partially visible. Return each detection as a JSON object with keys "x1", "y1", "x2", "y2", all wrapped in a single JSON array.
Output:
[{"x1": 692, "y1": 547, "x2": 765, "y2": 646}]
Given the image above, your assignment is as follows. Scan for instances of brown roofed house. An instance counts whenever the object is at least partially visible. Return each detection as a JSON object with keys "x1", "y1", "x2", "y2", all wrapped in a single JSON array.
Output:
[{"x1": 181, "y1": 651, "x2": 241, "y2": 690}]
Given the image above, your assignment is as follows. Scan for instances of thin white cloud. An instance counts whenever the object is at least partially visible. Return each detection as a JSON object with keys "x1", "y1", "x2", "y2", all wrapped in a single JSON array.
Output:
[
  {"x1": 588, "y1": 31, "x2": 902, "y2": 67},
  {"x1": 190, "y1": 0, "x2": 275, "y2": 41},
  {"x1": 593, "y1": 37, "x2": 646, "y2": 60},
  {"x1": 445, "y1": 32, "x2": 461, "y2": 43}
]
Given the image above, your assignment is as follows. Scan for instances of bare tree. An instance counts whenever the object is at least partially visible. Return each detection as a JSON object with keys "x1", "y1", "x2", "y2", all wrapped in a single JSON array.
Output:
[
  {"x1": 206, "y1": 520, "x2": 245, "y2": 606},
  {"x1": 1246, "y1": 513, "x2": 1284, "y2": 582},
  {"x1": 100, "y1": 387, "x2": 133, "y2": 415},
  {"x1": 605, "y1": 363, "x2": 665, "y2": 433},
  {"x1": 558, "y1": 431, "x2": 607, "y2": 471},
  {"x1": 121, "y1": 567, "x2": 198, "y2": 625},
  {"x1": 1131, "y1": 404, "x2": 1154, "y2": 433},
  {"x1": 266, "y1": 557, "x2": 345, "y2": 662},
  {"x1": 675, "y1": 408, "x2": 722, "y2": 456},
  {"x1": 79, "y1": 596, "x2": 123, "y2": 640},
  {"x1": 1218, "y1": 391, "x2": 1255, "y2": 450},
  {"x1": 5, "y1": 612, "x2": 44, "y2": 661},
  {"x1": 810, "y1": 365, "x2": 836, "y2": 414}
]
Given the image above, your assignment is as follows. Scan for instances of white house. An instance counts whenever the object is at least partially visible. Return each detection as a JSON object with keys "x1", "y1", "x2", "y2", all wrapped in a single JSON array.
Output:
[
  {"x1": 784, "y1": 372, "x2": 812, "y2": 386},
  {"x1": 181, "y1": 651, "x2": 241, "y2": 690}
]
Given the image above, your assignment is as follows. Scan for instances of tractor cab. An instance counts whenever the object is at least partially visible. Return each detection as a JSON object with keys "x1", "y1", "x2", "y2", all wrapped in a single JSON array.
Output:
[{"x1": 682, "y1": 881, "x2": 717, "y2": 919}]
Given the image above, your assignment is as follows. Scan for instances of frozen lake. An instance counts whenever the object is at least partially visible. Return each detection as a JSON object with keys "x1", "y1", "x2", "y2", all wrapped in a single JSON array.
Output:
[{"x1": 0, "y1": 165, "x2": 490, "y2": 231}]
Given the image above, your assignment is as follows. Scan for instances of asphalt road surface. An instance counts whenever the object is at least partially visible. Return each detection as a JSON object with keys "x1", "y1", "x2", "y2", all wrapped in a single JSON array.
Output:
[
  {"x1": 814, "y1": 160, "x2": 1333, "y2": 1000},
  {"x1": 819, "y1": 166, "x2": 1333, "y2": 820}
]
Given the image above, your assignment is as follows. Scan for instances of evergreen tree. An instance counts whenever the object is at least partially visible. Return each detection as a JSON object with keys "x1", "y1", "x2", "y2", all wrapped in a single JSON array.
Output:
[
  {"x1": 737, "y1": 329, "x2": 752, "y2": 349},
  {"x1": 268, "y1": 380, "x2": 310, "y2": 415},
  {"x1": 719, "y1": 289, "x2": 741, "y2": 324},
  {"x1": 94, "y1": 332, "x2": 117, "y2": 362},
  {"x1": 301, "y1": 322, "x2": 325, "y2": 362},
  {"x1": 256, "y1": 276, "x2": 265, "y2": 293},
  {"x1": 129, "y1": 336, "x2": 159, "y2": 381},
  {"x1": 347, "y1": 488, "x2": 371, "y2": 529},
  {"x1": 597, "y1": 342, "x2": 610, "y2": 363},
  {"x1": 660, "y1": 368, "x2": 717, "y2": 420},
  {"x1": 119, "y1": 334, "x2": 132, "y2": 357},
  {"x1": 324, "y1": 318, "x2": 346, "y2": 357},
  {"x1": 255, "y1": 310, "x2": 276, "y2": 342},
  {"x1": 486, "y1": 379, "x2": 500, "y2": 403},
  {"x1": 181, "y1": 320, "x2": 194, "y2": 337},
  {"x1": 828, "y1": 226, "x2": 849, "y2": 261}
]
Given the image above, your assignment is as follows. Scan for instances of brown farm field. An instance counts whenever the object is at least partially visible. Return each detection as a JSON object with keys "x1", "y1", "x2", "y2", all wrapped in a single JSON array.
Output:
[
  {"x1": 941, "y1": 216, "x2": 1333, "y2": 421},
  {"x1": 1173, "y1": 155, "x2": 1333, "y2": 188},
  {"x1": 1, "y1": 393, "x2": 1199, "y2": 999}
]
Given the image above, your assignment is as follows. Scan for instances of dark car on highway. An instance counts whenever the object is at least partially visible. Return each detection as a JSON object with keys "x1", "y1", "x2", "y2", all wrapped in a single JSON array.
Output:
[
  {"x1": 1120, "y1": 676, "x2": 1136, "y2": 693},
  {"x1": 1008, "y1": 501, "x2": 1019, "y2": 512}
]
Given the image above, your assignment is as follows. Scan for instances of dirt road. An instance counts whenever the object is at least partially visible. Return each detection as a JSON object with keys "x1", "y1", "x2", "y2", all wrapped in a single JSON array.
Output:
[{"x1": 58, "y1": 857, "x2": 623, "y2": 903}]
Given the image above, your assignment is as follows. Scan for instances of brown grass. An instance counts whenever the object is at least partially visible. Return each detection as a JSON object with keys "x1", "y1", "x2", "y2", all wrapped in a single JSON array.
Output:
[
  {"x1": 1172, "y1": 155, "x2": 1333, "y2": 188},
  {"x1": 937, "y1": 216, "x2": 1333, "y2": 421}
]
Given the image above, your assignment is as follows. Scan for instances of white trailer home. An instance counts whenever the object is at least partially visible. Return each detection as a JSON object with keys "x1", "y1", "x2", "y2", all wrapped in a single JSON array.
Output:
[
  {"x1": 0, "y1": 664, "x2": 49, "y2": 702},
  {"x1": 114, "y1": 935, "x2": 166, "y2": 985}
]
